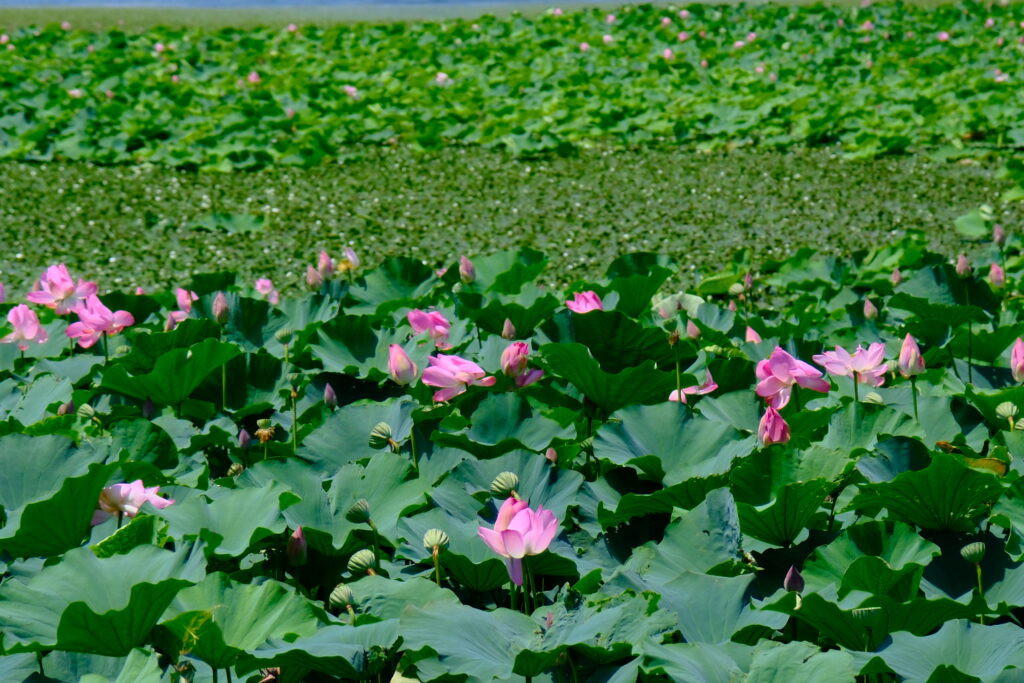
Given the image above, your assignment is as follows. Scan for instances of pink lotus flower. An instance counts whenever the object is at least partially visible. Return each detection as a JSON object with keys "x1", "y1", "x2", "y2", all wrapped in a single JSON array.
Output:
[
  {"x1": 758, "y1": 406, "x2": 790, "y2": 446},
  {"x1": 306, "y1": 265, "x2": 323, "y2": 289},
  {"x1": 388, "y1": 344, "x2": 419, "y2": 386},
  {"x1": 663, "y1": 48, "x2": 675, "y2": 60},
  {"x1": 501, "y1": 342, "x2": 544, "y2": 388},
  {"x1": 318, "y1": 250, "x2": 335, "y2": 278},
  {"x1": 891, "y1": 268, "x2": 902, "y2": 285},
  {"x1": 247, "y1": 70, "x2": 261, "y2": 84},
  {"x1": 255, "y1": 278, "x2": 280, "y2": 305},
  {"x1": 408, "y1": 309, "x2": 451, "y2": 348},
  {"x1": 1, "y1": 304, "x2": 48, "y2": 351},
  {"x1": 679, "y1": 9, "x2": 690, "y2": 19},
  {"x1": 1012, "y1": 338, "x2": 1024, "y2": 382},
  {"x1": 986, "y1": 17, "x2": 995, "y2": 28},
  {"x1": 553, "y1": 8, "x2": 563, "y2": 16},
  {"x1": 478, "y1": 497, "x2": 558, "y2": 586},
  {"x1": 812, "y1": 343, "x2": 887, "y2": 387},
  {"x1": 91, "y1": 480, "x2": 174, "y2": 526},
  {"x1": 287, "y1": 526, "x2": 308, "y2": 567},
  {"x1": 566, "y1": 291, "x2": 603, "y2": 314},
  {"x1": 661, "y1": 16, "x2": 672, "y2": 27},
  {"x1": 668, "y1": 369, "x2": 718, "y2": 403},
  {"x1": 746, "y1": 326, "x2": 763, "y2": 343},
  {"x1": 166, "y1": 287, "x2": 198, "y2": 330},
  {"x1": 67, "y1": 295, "x2": 134, "y2": 349},
  {"x1": 956, "y1": 253, "x2": 971, "y2": 277},
  {"x1": 459, "y1": 255, "x2": 476, "y2": 284},
  {"x1": 603, "y1": 34, "x2": 613, "y2": 44},
  {"x1": 605, "y1": 13, "x2": 615, "y2": 24},
  {"x1": 579, "y1": 42, "x2": 590, "y2": 52},
  {"x1": 343, "y1": 85, "x2": 358, "y2": 98},
  {"x1": 502, "y1": 318, "x2": 516, "y2": 340},
  {"x1": 26, "y1": 264, "x2": 97, "y2": 315},
  {"x1": 435, "y1": 72, "x2": 452, "y2": 86},
  {"x1": 422, "y1": 354, "x2": 496, "y2": 402},
  {"x1": 864, "y1": 298, "x2": 879, "y2": 320},
  {"x1": 990, "y1": 262, "x2": 1006, "y2": 288},
  {"x1": 755, "y1": 347, "x2": 830, "y2": 408},
  {"x1": 678, "y1": 31, "x2": 690, "y2": 41},
  {"x1": 686, "y1": 320, "x2": 700, "y2": 340},
  {"x1": 937, "y1": 31, "x2": 950, "y2": 42},
  {"x1": 898, "y1": 334, "x2": 925, "y2": 378},
  {"x1": 0, "y1": 282, "x2": 4, "y2": 303},
  {"x1": 213, "y1": 292, "x2": 229, "y2": 324},
  {"x1": 0, "y1": 35, "x2": 8, "y2": 45},
  {"x1": 287, "y1": 23, "x2": 298, "y2": 32}
]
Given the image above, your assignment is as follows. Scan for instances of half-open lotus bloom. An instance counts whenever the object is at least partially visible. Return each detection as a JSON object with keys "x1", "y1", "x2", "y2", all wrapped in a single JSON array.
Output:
[
  {"x1": 745, "y1": 326, "x2": 763, "y2": 343},
  {"x1": 1, "y1": 304, "x2": 48, "y2": 350},
  {"x1": 501, "y1": 342, "x2": 544, "y2": 388},
  {"x1": 66, "y1": 295, "x2": 134, "y2": 348},
  {"x1": 669, "y1": 369, "x2": 718, "y2": 403},
  {"x1": 91, "y1": 480, "x2": 174, "y2": 525},
  {"x1": 566, "y1": 291, "x2": 603, "y2": 314},
  {"x1": 898, "y1": 334, "x2": 925, "y2": 378},
  {"x1": 408, "y1": 309, "x2": 451, "y2": 348},
  {"x1": 755, "y1": 347, "x2": 830, "y2": 408},
  {"x1": 758, "y1": 406, "x2": 790, "y2": 445},
  {"x1": 166, "y1": 287, "x2": 198, "y2": 330},
  {"x1": 1012, "y1": 338, "x2": 1024, "y2": 383},
  {"x1": 812, "y1": 343, "x2": 887, "y2": 387},
  {"x1": 422, "y1": 354, "x2": 496, "y2": 401},
  {"x1": 388, "y1": 344, "x2": 419, "y2": 385},
  {"x1": 255, "y1": 278, "x2": 280, "y2": 305},
  {"x1": 26, "y1": 264, "x2": 97, "y2": 315},
  {"x1": 478, "y1": 497, "x2": 559, "y2": 586},
  {"x1": 318, "y1": 250, "x2": 335, "y2": 278}
]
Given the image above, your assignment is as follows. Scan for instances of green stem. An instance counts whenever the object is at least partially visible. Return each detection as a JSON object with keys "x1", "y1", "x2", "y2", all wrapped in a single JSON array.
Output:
[
  {"x1": 102, "y1": 334, "x2": 109, "y2": 363},
  {"x1": 525, "y1": 557, "x2": 538, "y2": 616},
  {"x1": 674, "y1": 354, "x2": 682, "y2": 401},
  {"x1": 409, "y1": 428, "x2": 418, "y2": 471},
  {"x1": 221, "y1": 364, "x2": 227, "y2": 412},
  {"x1": 36, "y1": 651, "x2": 43, "y2": 675},
  {"x1": 966, "y1": 287, "x2": 973, "y2": 384},
  {"x1": 911, "y1": 376, "x2": 919, "y2": 421},
  {"x1": 117, "y1": 511, "x2": 123, "y2": 529},
  {"x1": 226, "y1": 668, "x2": 233, "y2": 683},
  {"x1": 510, "y1": 580, "x2": 518, "y2": 611},
  {"x1": 212, "y1": 667, "x2": 218, "y2": 683},
  {"x1": 853, "y1": 379, "x2": 859, "y2": 403},
  {"x1": 977, "y1": 564, "x2": 986, "y2": 625},
  {"x1": 283, "y1": 342, "x2": 289, "y2": 367},
  {"x1": 432, "y1": 549, "x2": 442, "y2": 587},
  {"x1": 370, "y1": 521, "x2": 382, "y2": 570},
  {"x1": 291, "y1": 391, "x2": 298, "y2": 455}
]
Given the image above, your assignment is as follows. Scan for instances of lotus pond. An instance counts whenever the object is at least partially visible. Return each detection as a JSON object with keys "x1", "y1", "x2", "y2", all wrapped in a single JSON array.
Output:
[
  {"x1": 1, "y1": 217, "x2": 1024, "y2": 680},
  {"x1": 1, "y1": 1, "x2": 1024, "y2": 168}
]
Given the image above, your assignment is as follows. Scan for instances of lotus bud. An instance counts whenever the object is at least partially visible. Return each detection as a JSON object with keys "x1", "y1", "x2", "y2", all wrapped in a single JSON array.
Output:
[
  {"x1": 0, "y1": 282, "x2": 4, "y2": 304},
  {"x1": 783, "y1": 566, "x2": 804, "y2": 593},
  {"x1": 501, "y1": 342, "x2": 530, "y2": 377},
  {"x1": 238, "y1": 428, "x2": 252, "y2": 449},
  {"x1": 305, "y1": 265, "x2": 323, "y2": 289},
  {"x1": 996, "y1": 402, "x2": 1019, "y2": 421},
  {"x1": 368, "y1": 422, "x2": 393, "y2": 449},
  {"x1": 347, "y1": 548, "x2": 377, "y2": 575},
  {"x1": 863, "y1": 298, "x2": 878, "y2": 320},
  {"x1": 57, "y1": 399, "x2": 75, "y2": 416},
  {"x1": 142, "y1": 398, "x2": 156, "y2": 419},
  {"x1": 318, "y1": 250, "x2": 335, "y2": 278},
  {"x1": 346, "y1": 499, "x2": 372, "y2": 524},
  {"x1": 745, "y1": 326, "x2": 762, "y2": 343},
  {"x1": 459, "y1": 255, "x2": 476, "y2": 284},
  {"x1": 329, "y1": 583, "x2": 355, "y2": 609},
  {"x1": 77, "y1": 403, "x2": 96, "y2": 419},
  {"x1": 387, "y1": 344, "x2": 418, "y2": 386},
  {"x1": 744, "y1": 272, "x2": 754, "y2": 290},
  {"x1": 212, "y1": 291, "x2": 229, "y2": 324},
  {"x1": 1012, "y1": 338, "x2": 1024, "y2": 382},
  {"x1": 686, "y1": 320, "x2": 700, "y2": 340},
  {"x1": 286, "y1": 526, "x2": 308, "y2": 567},
  {"x1": 323, "y1": 383, "x2": 337, "y2": 410},
  {"x1": 227, "y1": 462, "x2": 244, "y2": 477},
  {"x1": 898, "y1": 334, "x2": 925, "y2": 378},
  {"x1": 961, "y1": 541, "x2": 986, "y2": 564},
  {"x1": 728, "y1": 301, "x2": 737, "y2": 312},
  {"x1": 274, "y1": 328, "x2": 294, "y2": 345},
  {"x1": 758, "y1": 407, "x2": 790, "y2": 446},
  {"x1": 994, "y1": 224, "x2": 1007, "y2": 247},
  {"x1": 343, "y1": 247, "x2": 360, "y2": 269},
  {"x1": 490, "y1": 471, "x2": 520, "y2": 498},
  {"x1": 501, "y1": 318, "x2": 517, "y2": 340},
  {"x1": 852, "y1": 606, "x2": 883, "y2": 627},
  {"x1": 423, "y1": 528, "x2": 450, "y2": 550},
  {"x1": 891, "y1": 268, "x2": 902, "y2": 285},
  {"x1": 728, "y1": 282, "x2": 745, "y2": 297},
  {"x1": 545, "y1": 447, "x2": 558, "y2": 464},
  {"x1": 956, "y1": 253, "x2": 971, "y2": 277},
  {"x1": 990, "y1": 262, "x2": 1005, "y2": 289}
]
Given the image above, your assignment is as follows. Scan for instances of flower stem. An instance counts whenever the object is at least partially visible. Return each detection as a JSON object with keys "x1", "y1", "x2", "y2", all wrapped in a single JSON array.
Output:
[
  {"x1": 910, "y1": 376, "x2": 919, "y2": 421},
  {"x1": 221, "y1": 364, "x2": 227, "y2": 412},
  {"x1": 291, "y1": 390, "x2": 298, "y2": 455},
  {"x1": 370, "y1": 521, "x2": 382, "y2": 570},
  {"x1": 432, "y1": 547, "x2": 442, "y2": 587},
  {"x1": 409, "y1": 428, "x2": 418, "y2": 471},
  {"x1": 977, "y1": 563, "x2": 986, "y2": 625},
  {"x1": 853, "y1": 379, "x2": 859, "y2": 403},
  {"x1": 674, "y1": 354, "x2": 682, "y2": 401},
  {"x1": 102, "y1": 335, "x2": 109, "y2": 363}
]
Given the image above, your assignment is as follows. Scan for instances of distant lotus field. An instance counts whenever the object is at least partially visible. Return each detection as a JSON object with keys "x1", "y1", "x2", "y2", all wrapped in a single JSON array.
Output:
[
  {"x1": 0, "y1": 223, "x2": 1024, "y2": 680},
  {"x1": 1, "y1": 1, "x2": 1023, "y2": 167}
]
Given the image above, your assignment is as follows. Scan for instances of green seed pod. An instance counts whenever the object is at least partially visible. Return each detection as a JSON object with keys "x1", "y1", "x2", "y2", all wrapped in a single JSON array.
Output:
[
  {"x1": 1015, "y1": 418, "x2": 1024, "y2": 432},
  {"x1": 423, "y1": 528, "x2": 450, "y2": 550},
  {"x1": 226, "y1": 462, "x2": 244, "y2": 477},
  {"x1": 490, "y1": 471, "x2": 520, "y2": 498},
  {"x1": 851, "y1": 606, "x2": 883, "y2": 627},
  {"x1": 863, "y1": 391, "x2": 885, "y2": 405},
  {"x1": 329, "y1": 583, "x2": 354, "y2": 609},
  {"x1": 346, "y1": 499, "x2": 372, "y2": 524},
  {"x1": 256, "y1": 418, "x2": 273, "y2": 429},
  {"x1": 115, "y1": 345, "x2": 131, "y2": 356},
  {"x1": 76, "y1": 403, "x2": 96, "y2": 419},
  {"x1": 347, "y1": 548, "x2": 377, "y2": 575},
  {"x1": 727, "y1": 282, "x2": 745, "y2": 297},
  {"x1": 368, "y1": 422, "x2": 392, "y2": 449},
  {"x1": 961, "y1": 541, "x2": 986, "y2": 565},
  {"x1": 996, "y1": 402, "x2": 1019, "y2": 420},
  {"x1": 274, "y1": 328, "x2": 294, "y2": 344}
]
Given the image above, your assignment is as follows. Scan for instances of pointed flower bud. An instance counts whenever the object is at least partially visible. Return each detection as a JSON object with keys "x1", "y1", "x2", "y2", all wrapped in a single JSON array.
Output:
[
  {"x1": 994, "y1": 224, "x2": 1007, "y2": 247},
  {"x1": 238, "y1": 428, "x2": 251, "y2": 449},
  {"x1": 1012, "y1": 338, "x2": 1024, "y2": 382},
  {"x1": 501, "y1": 318, "x2": 516, "y2": 340},
  {"x1": 57, "y1": 399, "x2": 75, "y2": 416},
  {"x1": 898, "y1": 334, "x2": 925, "y2": 378},
  {"x1": 387, "y1": 344, "x2": 418, "y2": 386},
  {"x1": 990, "y1": 262, "x2": 1005, "y2": 289},
  {"x1": 323, "y1": 383, "x2": 337, "y2": 410},
  {"x1": 212, "y1": 291, "x2": 229, "y2": 324},
  {"x1": 686, "y1": 320, "x2": 701, "y2": 340},
  {"x1": 745, "y1": 326, "x2": 762, "y2": 343},
  {"x1": 490, "y1": 471, "x2": 520, "y2": 498},
  {"x1": 343, "y1": 247, "x2": 360, "y2": 269},
  {"x1": 459, "y1": 255, "x2": 476, "y2": 284},
  {"x1": 287, "y1": 526, "x2": 308, "y2": 567},
  {"x1": 956, "y1": 253, "x2": 971, "y2": 277},
  {"x1": 891, "y1": 268, "x2": 902, "y2": 285},
  {"x1": 142, "y1": 398, "x2": 156, "y2": 419},
  {"x1": 863, "y1": 298, "x2": 878, "y2": 320},
  {"x1": 306, "y1": 265, "x2": 323, "y2": 289},
  {"x1": 783, "y1": 565, "x2": 804, "y2": 593},
  {"x1": 758, "y1": 406, "x2": 790, "y2": 446},
  {"x1": 318, "y1": 250, "x2": 335, "y2": 278}
]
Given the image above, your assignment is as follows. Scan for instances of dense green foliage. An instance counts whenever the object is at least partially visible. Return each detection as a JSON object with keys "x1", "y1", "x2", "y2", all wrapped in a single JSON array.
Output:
[
  {"x1": 0, "y1": 150, "x2": 1019, "y2": 294},
  {"x1": 1, "y1": 223, "x2": 1024, "y2": 680},
  {"x1": 1, "y1": 1, "x2": 1023, "y2": 168}
]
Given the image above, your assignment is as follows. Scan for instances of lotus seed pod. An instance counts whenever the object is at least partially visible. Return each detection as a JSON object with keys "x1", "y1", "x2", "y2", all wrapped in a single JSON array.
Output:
[
  {"x1": 347, "y1": 548, "x2": 377, "y2": 574},
  {"x1": 77, "y1": 403, "x2": 96, "y2": 419},
  {"x1": 863, "y1": 391, "x2": 884, "y2": 405},
  {"x1": 57, "y1": 399, "x2": 75, "y2": 416},
  {"x1": 346, "y1": 499, "x2": 372, "y2": 524},
  {"x1": 227, "y1": 462, "x2": 244, "y2": 477},
  {"x1": 368, "y1": 422, "x2": 392, "y2": 449},
  {"x1": 996, "y1": 402, "x2": 1019, "y2": 420},
  {"x1": 728, "y1": 282, "x2": 745, "y2": 297},
  {"x1": 423, "y1": 528, "x2": 450, "y2": 550},
  {"x1": 852, "y1": 606, "x2": 883, "y2": 627},
  {"x1": 256, "y1": 418, "x2": 272, "y2": 429},
  {"x1": 329, "y1": 583, "x2": 355, "y2": 609},
  {"x1": 1015, "y1": 418, "x2": 1024, "y2": 431},
  {"x1": 490, "y1": 471, "x2": 520, "y2": 498},
  {"x1": 961, "y1": 541, "x2": 986, "y2": 564},
  {"x1": 274, "y1": 328, "x2": 294, "y2": 344},
  {"x1": 115, "y1": 345, "x2": 131, "y2": 356}
]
